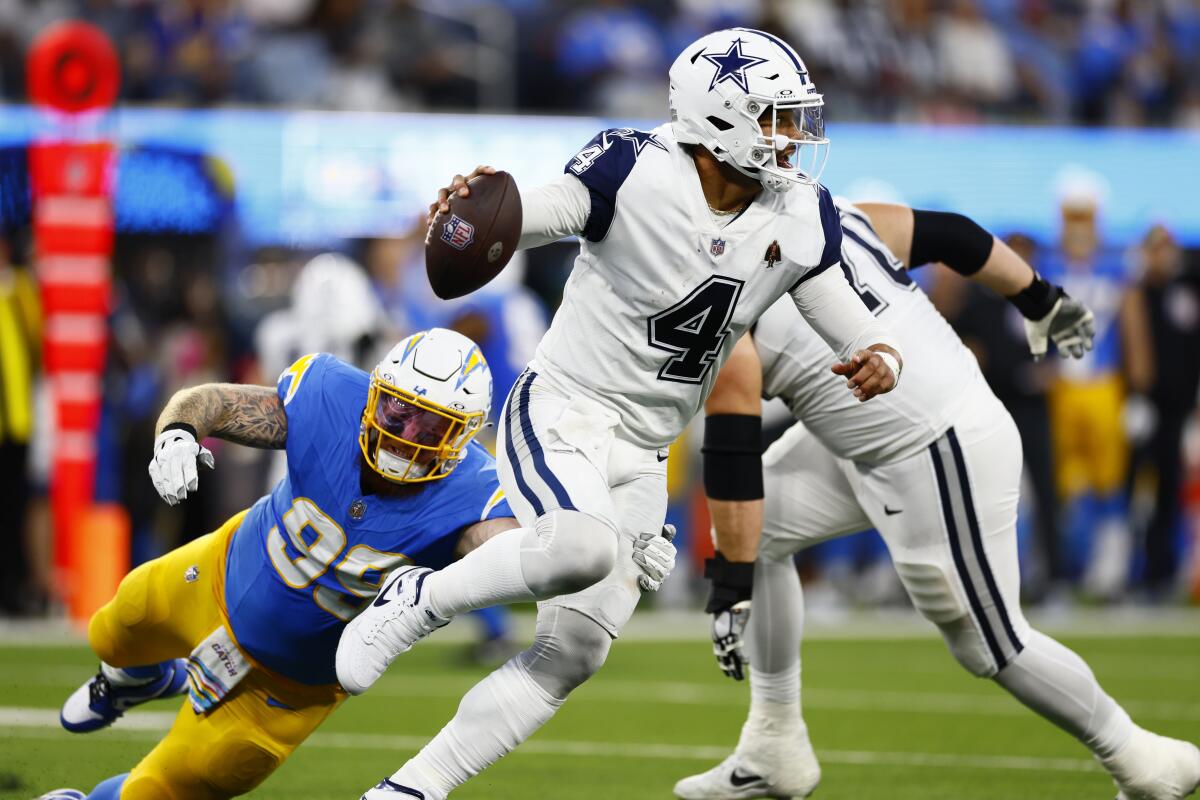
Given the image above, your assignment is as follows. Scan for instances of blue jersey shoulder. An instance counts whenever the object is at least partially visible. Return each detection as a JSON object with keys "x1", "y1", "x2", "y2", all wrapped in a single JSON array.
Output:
[
  {"x1": 276, "y1": 353, "x2": 367, "y2": 462},
  {"x1": 564, "y1": 127, "x2": 667, "y2": 243}
]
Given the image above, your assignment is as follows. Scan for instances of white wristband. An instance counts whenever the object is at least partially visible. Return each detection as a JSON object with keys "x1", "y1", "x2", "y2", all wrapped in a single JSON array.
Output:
[{"x1": 876, "y1": 350, "x2": 901, "y2": 388}]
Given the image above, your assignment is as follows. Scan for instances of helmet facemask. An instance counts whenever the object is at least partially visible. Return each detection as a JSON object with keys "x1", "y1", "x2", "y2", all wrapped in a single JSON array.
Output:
[
  {"x1": 358, "y1": 374, "x2": 484, "y2": 484},
  {"x1": 734, "y1": 95, "x2": 828, "y2": 192}
]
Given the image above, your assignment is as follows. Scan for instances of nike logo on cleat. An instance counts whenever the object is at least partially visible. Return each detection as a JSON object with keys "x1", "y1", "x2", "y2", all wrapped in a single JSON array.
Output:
[
  {"x1": 656, "y1": 451, "x2": 669, "y2": 462},
  {"x1": 373, "y1": 573, "x2": 405, "y2": 608},
  {"x1": 730, "y1": 769, "x2": 764, "y2": 788},
  {"x1": 884, "y1": 505, "x2": 903, "y2": 515}
]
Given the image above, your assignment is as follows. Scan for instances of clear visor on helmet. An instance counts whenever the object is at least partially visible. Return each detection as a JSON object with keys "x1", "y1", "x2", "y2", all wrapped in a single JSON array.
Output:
[
  {"x1": 749, "y1": 98, "x2": 829, "y2": 187},
  {"x1": 358, "y1": 377, "x2": 482, "y2": 483}
]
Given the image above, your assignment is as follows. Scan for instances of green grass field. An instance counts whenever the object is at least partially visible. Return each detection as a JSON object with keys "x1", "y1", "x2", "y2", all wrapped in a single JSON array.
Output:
[{"x1": 1, "y1": 629, "x2": 1198, "y2": 799}]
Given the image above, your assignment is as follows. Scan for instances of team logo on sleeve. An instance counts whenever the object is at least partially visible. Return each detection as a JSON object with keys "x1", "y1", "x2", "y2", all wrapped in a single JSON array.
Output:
[
  {"x1": 763, "y1": 240, "x2": 782, "y2": 269},
  {"x1": 710, "y1": 238, "x2": 726, "y2": 257},
  {"x1": 441, "y1": 215, "x2": 475, "y2": 251}
]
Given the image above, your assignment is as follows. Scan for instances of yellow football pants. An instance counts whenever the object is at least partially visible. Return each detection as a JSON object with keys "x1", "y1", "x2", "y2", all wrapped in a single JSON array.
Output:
[
  {"x1": 1047, "y1": 375, "x2": 1129, "y2": 498},
  {"x1": 87, "y1": 512, "x2": 346, "y2": 799}
]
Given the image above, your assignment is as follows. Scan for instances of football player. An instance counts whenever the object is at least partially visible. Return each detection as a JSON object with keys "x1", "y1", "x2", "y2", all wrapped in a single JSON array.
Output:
[
  {"x1": 52, "y1": 329, "x2": 520, "y2": 800},
  {"x1": 338, "y1": 28, "x2": 903, "y2": 800},
  {"x1": 674, "y1": 201, "x2": 1200, "y2": 800}
]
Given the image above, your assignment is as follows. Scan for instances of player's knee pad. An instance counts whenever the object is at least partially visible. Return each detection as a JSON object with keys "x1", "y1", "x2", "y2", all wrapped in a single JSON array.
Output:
[
  {"x1": 204, "y1": 735, "x2": 282, "y2": 795},
  {"x1": 88, "y1": 567, "x2": 157, "y2": 665},
  {"x1": 893, "y1": 559, "x2": 968, "y2": 625},
  {"x1": 521, "y1": 607, "x2": 613, "y2": 700},
  {"x1": 935, "y1": 615, "x2": 997, "y2": 678},
  {"x1": 536, "y1": 510, "x2": 618, "y2": 596}
]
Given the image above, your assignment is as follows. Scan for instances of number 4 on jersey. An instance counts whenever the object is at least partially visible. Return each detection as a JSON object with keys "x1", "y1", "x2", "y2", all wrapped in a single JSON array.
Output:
[{"x1": 648, "y1": 276, "x2": 744, "y2": 384}]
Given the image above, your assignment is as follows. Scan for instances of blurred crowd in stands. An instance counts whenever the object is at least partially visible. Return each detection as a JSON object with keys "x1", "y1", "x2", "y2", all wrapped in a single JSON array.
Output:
[{"x1": 1, "y1": 0, "x2": 1200, "y2": 127}]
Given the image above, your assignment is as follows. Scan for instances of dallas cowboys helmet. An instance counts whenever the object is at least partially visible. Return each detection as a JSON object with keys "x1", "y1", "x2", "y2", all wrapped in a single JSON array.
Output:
[
  {"x1": 669, "y1": 28, "x2": 828, "y2": 192},
  {"x1": 359, "y1": 328, "x2": 492, "y2": 483}
]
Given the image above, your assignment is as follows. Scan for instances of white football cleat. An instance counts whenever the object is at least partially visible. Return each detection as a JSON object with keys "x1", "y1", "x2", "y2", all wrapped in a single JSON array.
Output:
[
  {"x1": 337, "y1": 566, "x2": 449, "y2": 695},
  {"x1": 35, "y1": 791, "x2": 86, "y2": 800},
  {"x1": 674, "y1": 721, "x2": 820, "y2": 800},
  {"x1": 1102, "y1": 727, "x2": 1200, "y2": 800},
  {"x1": 360, "y1": 777, "x2": 442, "y2": 800}
]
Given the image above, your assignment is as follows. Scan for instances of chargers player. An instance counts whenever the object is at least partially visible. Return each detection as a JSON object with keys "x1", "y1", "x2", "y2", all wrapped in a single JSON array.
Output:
[
  {"x1": 52, "y1": 329, "x2": 518, "y2": 800},
  {"x1": 338, "y1": 28, "x2": 902, "y2": 799},
  {"x1": 674, "y1": 201, "x2": 1200, "y2": 800}
]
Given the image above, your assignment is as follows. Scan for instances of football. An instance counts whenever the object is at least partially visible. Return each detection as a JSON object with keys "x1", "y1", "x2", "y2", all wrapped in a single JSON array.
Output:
[{"x1": 425, "y1": 171, "x2": 523, "y2": 300}]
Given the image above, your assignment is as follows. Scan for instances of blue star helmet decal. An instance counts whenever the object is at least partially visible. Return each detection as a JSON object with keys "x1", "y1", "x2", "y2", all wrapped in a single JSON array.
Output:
[
  {"x1": 701, "y1": 38, "x2": 768, "y2": 93},
  {"x1": 603, "y1": 128, "x2": 668, "y2": 157}
]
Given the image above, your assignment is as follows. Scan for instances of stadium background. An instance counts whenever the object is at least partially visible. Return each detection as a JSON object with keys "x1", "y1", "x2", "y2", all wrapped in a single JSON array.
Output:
[{"x1": 1, "y1": 1, "x2": 1199, "y2": 797}]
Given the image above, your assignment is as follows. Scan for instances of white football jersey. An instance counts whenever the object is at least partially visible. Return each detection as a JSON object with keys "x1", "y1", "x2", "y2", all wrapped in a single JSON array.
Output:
[
  {"x1": 533, "y1": 124, "x2": 844, "y2": 449},
  {"x1": 755, "y1": 199, "x2": 991, "y2": 465}
]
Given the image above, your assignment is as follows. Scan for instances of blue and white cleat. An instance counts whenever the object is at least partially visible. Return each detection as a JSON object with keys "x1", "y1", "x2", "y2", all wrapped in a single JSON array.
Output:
[
  {"x1": 35, "y1": 790, "x2": 86, "y2": 800},
  {"x1": 336, "y1": 566, "x2": 449, "y2": 696},
  {"x1": 60, "y1": 660, "x2": 188, "y2": 733}
]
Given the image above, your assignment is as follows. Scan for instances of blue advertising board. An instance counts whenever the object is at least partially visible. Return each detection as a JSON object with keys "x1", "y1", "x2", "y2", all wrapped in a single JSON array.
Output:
[{"x1": 1, "y1": 107, "x2": 1196, "y2": 246}]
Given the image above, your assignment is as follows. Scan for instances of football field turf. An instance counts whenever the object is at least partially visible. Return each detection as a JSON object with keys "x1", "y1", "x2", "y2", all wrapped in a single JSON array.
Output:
[{"x1": 2, "y1": 624, "x2": 1197, "y2": 800}]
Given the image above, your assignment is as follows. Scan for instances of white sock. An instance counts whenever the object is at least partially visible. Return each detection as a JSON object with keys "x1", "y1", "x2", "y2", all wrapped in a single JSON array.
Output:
[
  {"x1": 100, "y1": 662, "x2": 158, "y2": 687},
  {"x1": 994, "y1": 630, "x2": 1134, "y2": 759},
  {"x1": 743, "y1": 555, "x2": 806, "y2": 743},
  {"x1": 425, "y1": 509, "x2": 618, "y2": 619},
  {"x1": 391, "y1": 658, "x2": 563, "y2": 797},
  {"x1": 424, "y1": 527, "x2": 536, "y2": 619}
]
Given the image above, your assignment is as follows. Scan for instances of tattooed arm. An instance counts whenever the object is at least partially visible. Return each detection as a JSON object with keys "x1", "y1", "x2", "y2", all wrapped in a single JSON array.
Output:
[{"x1": 155, "y1": 383, "x2": 288, "y2": 449}]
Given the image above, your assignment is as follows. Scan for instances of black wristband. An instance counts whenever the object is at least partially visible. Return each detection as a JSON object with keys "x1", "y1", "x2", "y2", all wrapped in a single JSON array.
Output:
[
  {"x1": 702, "y1": 414, "x2": 764, "y2": 501},
  {"x1": 1009, "y1": 275, "x2": 1062, "y2": 321},
  {"x1": 161, "y1": 422, "x2": 199, "y2": 440},
  {"x1": 910, "y1": 209, "x2": 994, "y2": 275},
  {"x1": 704, "y1": 552, "x2": 755, "y2": 613}
]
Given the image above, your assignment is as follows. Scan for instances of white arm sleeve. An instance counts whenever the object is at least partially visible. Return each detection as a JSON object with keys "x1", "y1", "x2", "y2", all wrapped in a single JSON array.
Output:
[
  {"x1": 789, "y1": 265, "x2": 903, "y2": 363},
  {"x1": 518, "y1": 173, "x2": 590, "y2": 250}
]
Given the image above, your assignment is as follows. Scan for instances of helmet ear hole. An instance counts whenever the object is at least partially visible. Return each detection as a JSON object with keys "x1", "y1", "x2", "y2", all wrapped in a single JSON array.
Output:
[{"x1": 706, "y1": 115, "x2": 735, "y2": 132}]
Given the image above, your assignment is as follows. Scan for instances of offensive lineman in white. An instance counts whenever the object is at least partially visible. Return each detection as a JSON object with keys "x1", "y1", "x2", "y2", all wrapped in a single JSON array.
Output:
[
  {"x1": 337, "y1": 29, "x2": 903, "y2": 798},
  {"x1": 675, "y1": 200, "x2": 1200, "y2": 800}
]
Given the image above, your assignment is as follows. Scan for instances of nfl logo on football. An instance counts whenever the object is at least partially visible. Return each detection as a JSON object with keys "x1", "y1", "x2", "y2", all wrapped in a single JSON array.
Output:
[
  {"x1": 710, "y1": 238, "x2": 725, "y2": 257},
  {"x1": 441, "y1": 214, "x2": 476, "y2": 251}
]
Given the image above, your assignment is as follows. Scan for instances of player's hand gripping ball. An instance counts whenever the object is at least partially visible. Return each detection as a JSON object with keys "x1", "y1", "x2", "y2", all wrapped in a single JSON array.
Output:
[{"x1": 425, "y1": 166, "x2": 523, "y2": 300}]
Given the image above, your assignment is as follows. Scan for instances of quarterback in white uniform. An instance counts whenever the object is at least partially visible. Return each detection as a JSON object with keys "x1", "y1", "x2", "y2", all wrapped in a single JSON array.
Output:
[
  {"x1": 338, "y1": 28, "x2": 903, "y2": 799},
  {"x1": 675, "y1": 200, "x2": 1200, "y2": 800}
]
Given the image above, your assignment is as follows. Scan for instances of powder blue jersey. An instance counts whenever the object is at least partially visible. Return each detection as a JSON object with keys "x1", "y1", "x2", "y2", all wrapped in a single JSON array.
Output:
[{"x1": 223, "y1": 353, "x2": 511, "y2": 685}]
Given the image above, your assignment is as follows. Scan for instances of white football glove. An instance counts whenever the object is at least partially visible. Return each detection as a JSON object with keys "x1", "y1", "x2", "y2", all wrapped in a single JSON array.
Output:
[
  {"x1": 148, "y1": 427, "x2": 214, "y2": 506},
  {"x1": 633, "y1": 524, "x2": 677, "y2": 592},
  {"x1": 712, "y1": 600, "x2": 752, "y2": 681},
  {"x1": 1024, "y1": 293, "x2": 1096, "y2": 360}
]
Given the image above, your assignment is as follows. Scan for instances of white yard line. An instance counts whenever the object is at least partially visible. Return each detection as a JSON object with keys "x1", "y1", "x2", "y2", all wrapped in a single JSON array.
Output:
[
  {"x1": 4, "y1": 666, "x2": 1198, "y2": 721},
  {"x1": 0, "y1": 707, "x2": 1101, "y2": 774}
]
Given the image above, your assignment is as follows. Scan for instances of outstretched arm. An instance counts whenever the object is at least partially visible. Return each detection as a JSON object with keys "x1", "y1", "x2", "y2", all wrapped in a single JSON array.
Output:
[
  {"x1": 857, "y1": 202, "x2": 1095, "y2": 359},
  {"x1": 857, "y1": 202, "x2": 1034, "y2": 295},
  {"x1": 155, "y1": 383, "x2": 287, "y2": 449},
  {"x1": 150, "y1": 383, "x2": 287, "y2": 506}
]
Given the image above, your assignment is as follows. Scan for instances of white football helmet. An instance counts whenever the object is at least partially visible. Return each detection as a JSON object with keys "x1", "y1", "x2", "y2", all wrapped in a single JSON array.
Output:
[
  {"x1": 669, "y1": 28, "x2": 828, "y2": 192},
  {"x1": 359, "y1": 328, "x2": 492, "y2": 483},
  {"x1": 292, "y1": 252, "x2": 386, "y2": 357}
]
